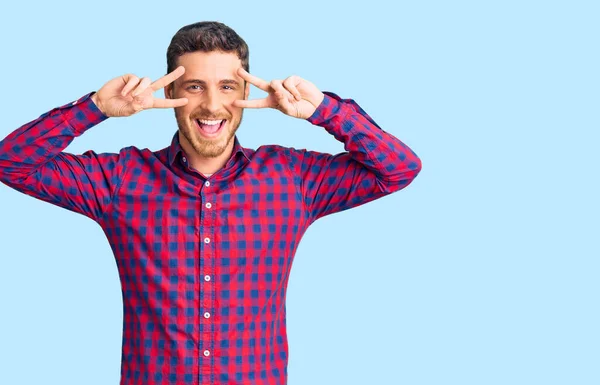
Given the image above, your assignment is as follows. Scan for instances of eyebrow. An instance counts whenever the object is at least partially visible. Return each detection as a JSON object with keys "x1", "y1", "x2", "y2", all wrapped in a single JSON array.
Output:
[{"x1": 181, "y1": 79, "x2": 241, "y2": 87}]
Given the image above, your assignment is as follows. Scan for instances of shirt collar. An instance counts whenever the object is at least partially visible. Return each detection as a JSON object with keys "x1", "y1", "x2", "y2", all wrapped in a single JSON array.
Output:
[{"x1": 167, "y1": 130, "x2": 251, "y2": 167}]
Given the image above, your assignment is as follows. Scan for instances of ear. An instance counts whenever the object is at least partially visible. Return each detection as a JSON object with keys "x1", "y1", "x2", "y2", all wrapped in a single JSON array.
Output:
[{"x1": 164, "y1": 84, "x2": 172, "y2": 100}]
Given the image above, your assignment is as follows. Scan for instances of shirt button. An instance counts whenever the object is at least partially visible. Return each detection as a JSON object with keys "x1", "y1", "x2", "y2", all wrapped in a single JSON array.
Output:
[
  {"x1": 204, "y1": 275, "x2": 211, "y2": 281},
  {"x1": 204, "y1": 312, "x2": 211, "y2": 319},
  {"x1": 204, "y1": 237, "x2": 210, "y2": 244},
  {"x1": 205, "y1": 181, "x2": 210, "y2": 187},
  {"x1": 203, "y1": 350, "x2": 210, "y2": 357},
  {"x1": 182, "y1": 156, "x2": 187, "y2": 163},
  {"x1": 205, "y1": 202, "x2": 212, "y2": 209}
]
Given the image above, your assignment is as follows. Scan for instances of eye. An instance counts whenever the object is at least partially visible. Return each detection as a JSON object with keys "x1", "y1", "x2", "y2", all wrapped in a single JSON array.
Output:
[
  {"x1": 222, "y1": 85, "x2": 234, "y2": 90},
  {"x1": 187, "y1": 85, "x2": 203, "y2": 91}
]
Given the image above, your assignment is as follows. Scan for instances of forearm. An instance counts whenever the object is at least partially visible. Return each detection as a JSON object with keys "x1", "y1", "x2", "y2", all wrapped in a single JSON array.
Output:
[
  {"x1": 307, "y1": 92, "x2": 422, "y2": 188},
  {"x1": 0, "y1": 93, "x2": 107, "y2": 185}
]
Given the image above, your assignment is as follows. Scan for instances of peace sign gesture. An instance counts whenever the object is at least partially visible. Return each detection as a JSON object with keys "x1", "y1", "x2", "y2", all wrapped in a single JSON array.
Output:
[
  {"x1": 91, "y1": 66, "x2": 189, "y2": 117},
  {"x1": 233, "y1": 68, "x2": 325, "y2": 119}
]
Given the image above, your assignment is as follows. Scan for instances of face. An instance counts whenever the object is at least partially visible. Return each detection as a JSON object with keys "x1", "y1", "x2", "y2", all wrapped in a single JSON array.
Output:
[{"x1": 165, "y1": 51, "x2": 249, "y2": 159}]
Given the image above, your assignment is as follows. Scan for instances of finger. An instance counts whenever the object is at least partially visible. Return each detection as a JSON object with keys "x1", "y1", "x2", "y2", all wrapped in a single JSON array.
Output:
[
  {"x1": 132, "y1": 77, "x2": 152, "y2": 97},
  {"x1": 269, "y1": 80, "x2": 297, "y2": 114},
  {"x1": 270, "y1": 79, "x2": 294, "y2": 104},
  {"x1": 151, "y1": 97, "x2": 188, "y2": 109},
  {"x1": 151, "y1": 66, "x2": 186, "y2": 91},
  {"x1": 121, "y1": 75, "x2": 141, "y2": 97},
  {"x1": 237, "y1": 68, "x2": 270, "y2": 92},
  {"x1": 233, "y1": 98, "x2": 271, "y2": 109},
  {"x1": 283, "y1": 76, "x2": 302, "y2": 101}
]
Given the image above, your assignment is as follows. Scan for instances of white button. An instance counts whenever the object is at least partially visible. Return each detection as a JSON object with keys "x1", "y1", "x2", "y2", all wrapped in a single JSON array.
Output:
[
  {"x1": 205, "y1": 202, "x2": 212, "y2": 209},
  {"x1": 204, "y1": 275, "x2": 211, "y2": 281},
  {"x1": 205, "y1": 181, "x2": 210, "y2": 187},
  {"x1": 204, "y1": 237, "x2": 210, "y2": 244},
  {"x1": 204, "y1": 312, "x2": 211, "y2": 318},
  {"x1": 182, "y1": 156, "x2": 187, "y2": 163},
  {"x1": 203, "y1": 350, "x2": 210, "y2": 357}
]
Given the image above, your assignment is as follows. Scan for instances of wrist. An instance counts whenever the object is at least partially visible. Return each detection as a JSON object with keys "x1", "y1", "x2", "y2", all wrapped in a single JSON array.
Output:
[
  {"x1": 311, "y1": 91, "x2": 325, "y2": 109},
  {"x1": 90, "y1": 92, "x2": 105, "y2": 115},
  {"x1": 304, "y1": 92, "x2": 325, "y2": 120}
]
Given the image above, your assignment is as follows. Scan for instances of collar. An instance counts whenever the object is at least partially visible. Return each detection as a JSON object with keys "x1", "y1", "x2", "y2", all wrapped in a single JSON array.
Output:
[{"x1": 167, "y1": 130, "x2": 251, "y2": 167}]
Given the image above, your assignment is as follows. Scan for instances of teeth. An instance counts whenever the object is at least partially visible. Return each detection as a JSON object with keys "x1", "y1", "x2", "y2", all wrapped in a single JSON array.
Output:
[{"x1": 198, "y1": 119, "x2": 223, "y2": 125}]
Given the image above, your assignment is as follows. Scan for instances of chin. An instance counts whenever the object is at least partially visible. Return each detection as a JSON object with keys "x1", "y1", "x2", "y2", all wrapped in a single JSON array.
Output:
[
  {"x1": 191, "y1": 130, "x2": 234, "y2": 158},
  {"x1": 177, "y1": 117, "x2": 239, "y2": 159}
]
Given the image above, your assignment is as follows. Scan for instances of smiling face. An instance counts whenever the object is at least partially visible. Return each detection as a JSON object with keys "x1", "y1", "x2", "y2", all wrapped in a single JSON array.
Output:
[{"x1": 165, "y1": 51, "x2": 249, "y2": 160}]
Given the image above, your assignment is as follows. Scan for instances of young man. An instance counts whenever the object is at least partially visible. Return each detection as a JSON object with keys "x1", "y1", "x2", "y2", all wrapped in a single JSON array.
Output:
[{"x1": 0, "y1": 21, "x2": 421, "y2": 385}]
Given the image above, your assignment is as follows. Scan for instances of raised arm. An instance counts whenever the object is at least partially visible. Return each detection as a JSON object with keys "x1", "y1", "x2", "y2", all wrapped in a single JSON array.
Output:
[
  {"x1": 233, "y1": 68, "x2": 422, "y2": 222},
  {"x1": 289, "y1": 92, "x2": 421, "y2": 221},
  {"x1": 0, "y1": 67, "x2": 189, "y2": 221}
]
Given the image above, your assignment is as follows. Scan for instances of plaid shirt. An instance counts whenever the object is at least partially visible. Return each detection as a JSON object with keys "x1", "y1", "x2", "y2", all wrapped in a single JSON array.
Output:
[{"x1": 0, "y1": 91, "x2": 421, "y2": 385}]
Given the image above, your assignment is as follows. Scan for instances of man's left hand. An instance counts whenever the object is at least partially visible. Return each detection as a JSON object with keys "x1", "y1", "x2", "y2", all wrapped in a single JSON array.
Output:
[{"x1": 233, "y1": 68, "x2": 325, "y2": 119}]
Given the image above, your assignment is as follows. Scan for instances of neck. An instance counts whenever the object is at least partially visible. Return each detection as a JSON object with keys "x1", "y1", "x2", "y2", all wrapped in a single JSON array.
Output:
[{"x1": 178, "y1": 131, "x2": 234, "y2": 175}]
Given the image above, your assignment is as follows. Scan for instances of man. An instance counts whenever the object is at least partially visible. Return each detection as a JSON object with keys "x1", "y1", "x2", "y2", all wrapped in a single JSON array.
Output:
[{"x1": 0, "y1": 21, "x2": 421, "y2": 385}]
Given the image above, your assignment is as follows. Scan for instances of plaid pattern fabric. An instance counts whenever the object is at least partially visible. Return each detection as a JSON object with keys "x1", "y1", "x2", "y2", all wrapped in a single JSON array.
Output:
[{"x1": 0, "y1": 91, "x2": 421, "y2": 385}]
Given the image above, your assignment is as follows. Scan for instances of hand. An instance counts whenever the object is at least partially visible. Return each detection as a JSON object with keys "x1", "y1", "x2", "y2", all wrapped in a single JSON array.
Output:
[
  {"x1": 233, "y1": 68, "x2": 325, "y2": 119},
  {"x1": 90, "y1": 66, "x2": 188, "y2": 117}
]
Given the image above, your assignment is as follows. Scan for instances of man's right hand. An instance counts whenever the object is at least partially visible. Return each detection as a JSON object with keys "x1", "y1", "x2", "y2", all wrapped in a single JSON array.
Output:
[{"x1": 90, "y1": 66, "x2": 188, "y2": 117}]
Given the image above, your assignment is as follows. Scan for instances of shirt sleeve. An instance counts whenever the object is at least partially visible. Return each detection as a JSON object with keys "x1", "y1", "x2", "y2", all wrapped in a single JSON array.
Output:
[
  {"x1": 287, "y1": 91, "x2": 422, "y2": 222},
  {"x1": 0, "y1": 93, "x2": 124, "y2": 222}
]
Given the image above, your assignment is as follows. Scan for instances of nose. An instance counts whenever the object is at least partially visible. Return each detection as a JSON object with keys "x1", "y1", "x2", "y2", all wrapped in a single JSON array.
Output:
[{"x1": 202, "y1": 88, "x2": 222, "y2": 113}]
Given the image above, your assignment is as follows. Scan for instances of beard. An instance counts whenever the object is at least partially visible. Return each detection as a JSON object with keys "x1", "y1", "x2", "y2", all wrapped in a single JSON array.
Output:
[{"x1": 175, "y1": 108, "x2": 243, "y2": 159}]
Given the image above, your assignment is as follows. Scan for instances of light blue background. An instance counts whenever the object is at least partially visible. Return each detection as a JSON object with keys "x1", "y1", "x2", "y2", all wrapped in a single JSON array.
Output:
[{"x1": 0, "y1": 1, "x2": 598, "y2": 384}]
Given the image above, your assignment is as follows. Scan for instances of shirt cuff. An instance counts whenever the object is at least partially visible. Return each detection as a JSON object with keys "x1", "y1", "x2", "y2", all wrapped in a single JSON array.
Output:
[
  {"x1": 306, "y1": 91, "x2": 348, "y2": 125},
  {"x1": 56, "y1": 92, "x2": 108, "y2": 135}
]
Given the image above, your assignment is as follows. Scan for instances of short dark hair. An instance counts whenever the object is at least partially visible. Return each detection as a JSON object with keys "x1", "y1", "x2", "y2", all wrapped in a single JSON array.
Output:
[{"x1": 166, "y1": 21, "x2": 249, "y2": 76}]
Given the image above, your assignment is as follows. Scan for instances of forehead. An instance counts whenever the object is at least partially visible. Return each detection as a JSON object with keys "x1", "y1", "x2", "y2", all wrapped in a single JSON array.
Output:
[{"x1": 176, "y1": 51, "x2": 242, "y2": 81}]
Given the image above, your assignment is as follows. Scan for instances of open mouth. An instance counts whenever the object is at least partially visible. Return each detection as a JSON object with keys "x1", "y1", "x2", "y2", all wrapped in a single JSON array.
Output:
[{"x1": 195, "y1": 119, "x2": 226, "y2": 137}]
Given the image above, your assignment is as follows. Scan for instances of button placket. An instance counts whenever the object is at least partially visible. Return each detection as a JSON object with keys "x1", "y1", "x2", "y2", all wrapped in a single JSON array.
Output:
[{"x1": 199, "y1": 179, "x2": 215, "y2": 363}]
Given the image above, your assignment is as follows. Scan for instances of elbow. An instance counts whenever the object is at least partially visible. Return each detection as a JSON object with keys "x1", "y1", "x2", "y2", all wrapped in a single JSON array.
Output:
[
  {"x1": 379, "y1": 153, "x2": 422, "y2": 193},
  {"x1": 404, "y1": 154, "x2": 422, "y2": 186},
  {"x1": 409, "y1": 155, "x2": 422, "y2": 177},
  {"x1": 404, "y1": 145, "x2": 422, "y2": 182}
]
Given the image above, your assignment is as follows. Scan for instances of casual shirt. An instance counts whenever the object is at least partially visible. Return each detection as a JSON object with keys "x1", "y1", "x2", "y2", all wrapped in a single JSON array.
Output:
[{"x1": 0, "y1": 91, "x2": 421, "y2": 385}]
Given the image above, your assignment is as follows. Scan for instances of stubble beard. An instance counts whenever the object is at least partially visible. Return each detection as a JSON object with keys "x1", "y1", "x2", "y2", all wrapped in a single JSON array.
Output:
[{"x1": 175, "y1": 109, "x2": 243, "y2": 159}]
